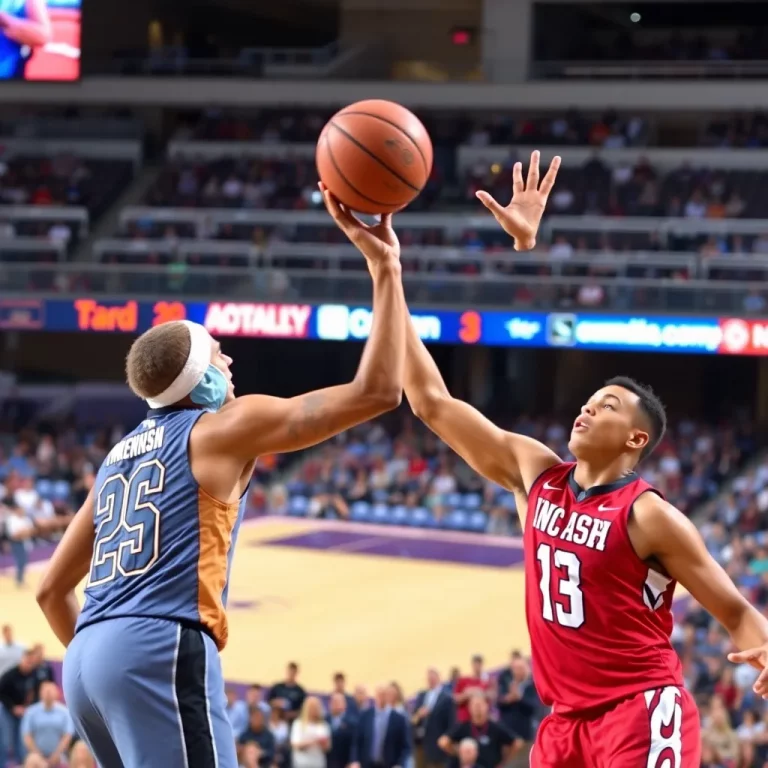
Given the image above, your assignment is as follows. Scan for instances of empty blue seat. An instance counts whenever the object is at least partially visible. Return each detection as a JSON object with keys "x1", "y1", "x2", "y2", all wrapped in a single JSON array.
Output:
[
  {"x1": 446, "y1": 492, "x2": 462, "y2": 509},
  {"x1": 468, "y1": 511, "x2": 489, "y2": 533},
  {"x1": 52, "y1": 480, "x2": 70, "y2": 502},
  {"x1": 443, "y1": 509, "x2": 469, "y2": 531},
  {"x1": 350, "y1": 501, "x2": 372, "y2": 521},
  {"x1": 36, "y1": 479, "x2": 53, "y2": 500},
  {"x1": 463, "y1": 493, "x2": 482, "y2": 509},
  {"x1": 371, "y1": 503, "x2": 393, "y2": 524},
  {"x1": 411, "y1": 507, "x2": 437, "y2": 528},
  {"x1": 391, "y1": 505, "x2": 409, "y2": 526},
  {"x1": 288, "y1": 495, "x2": 308, "y2": 517}
]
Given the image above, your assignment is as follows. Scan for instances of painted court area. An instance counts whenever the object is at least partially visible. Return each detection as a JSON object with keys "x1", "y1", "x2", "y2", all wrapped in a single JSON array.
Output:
[{"x1": 2, "y1": 518, "x2": 526, "y2": 695}]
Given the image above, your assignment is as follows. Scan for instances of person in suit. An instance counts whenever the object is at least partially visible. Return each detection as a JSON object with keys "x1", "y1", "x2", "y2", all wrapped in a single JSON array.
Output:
[
  {"x1": 333, "y1": 673, "x2": 359, "y2": 718},
  {"x1": 352, "y1": 685, "x2": 411, "y2": 768},
  {"x1": 328, "y1": 692, "x2": 358, "y2": 768},
  {"x1": 354, "y1": 685, "x2": 370, "y2": 715},
  {"x1": 412, "y1": 669, "x2": 456, "y2": 768}
]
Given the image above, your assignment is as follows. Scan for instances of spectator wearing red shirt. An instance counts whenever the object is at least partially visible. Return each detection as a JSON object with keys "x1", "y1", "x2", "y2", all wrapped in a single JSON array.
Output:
[{"x1": 453, "y1": 656, "x2": 492, "y2": 723}]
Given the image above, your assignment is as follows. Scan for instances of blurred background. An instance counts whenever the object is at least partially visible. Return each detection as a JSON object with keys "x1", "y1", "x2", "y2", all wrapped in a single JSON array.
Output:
[{"x1": 2, "y1": 1, "x2": 768, "y2": 766}]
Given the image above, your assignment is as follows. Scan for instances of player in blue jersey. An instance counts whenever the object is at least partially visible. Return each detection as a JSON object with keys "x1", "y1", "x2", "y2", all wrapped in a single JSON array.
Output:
[
  {"x1": 36, "y1": 185, "x2": 406, "y2": 768},
  {"x1": 0, "y1": 0, "x2": 51, "y2": 79}
]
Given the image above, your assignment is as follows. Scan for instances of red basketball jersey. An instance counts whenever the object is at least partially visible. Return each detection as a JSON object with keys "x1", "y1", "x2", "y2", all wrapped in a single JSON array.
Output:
[{"x1": 524, "y1": 462, "x2": 683, "y2": 714}]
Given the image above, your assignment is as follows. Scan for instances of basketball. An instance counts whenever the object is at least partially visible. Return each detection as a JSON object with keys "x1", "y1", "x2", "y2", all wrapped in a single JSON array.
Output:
[{"x1": 316, "y1": 99, "x2": 434, "y2": 215}]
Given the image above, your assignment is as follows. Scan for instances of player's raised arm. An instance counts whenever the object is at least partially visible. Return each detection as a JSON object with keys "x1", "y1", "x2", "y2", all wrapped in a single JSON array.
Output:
[
  {"x1": 36, "y1": 490, "x2": 95, "y2": 647},
  {"x1": 476, "y1": 150, "x2": 561, "y2": 252},
  {"x1": 204, "y1": 185, "x2": 406, "y2": 457},
  {"x1": 404, "y1": 318, "x2": 559, "y2": 499},
  {"x1": 631, "y1": 492, "x2": 768, "y2": 696}
]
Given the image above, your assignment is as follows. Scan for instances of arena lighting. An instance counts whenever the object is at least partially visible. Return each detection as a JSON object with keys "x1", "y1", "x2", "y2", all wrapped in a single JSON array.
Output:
[{"x1": 630, "y1": 12, "x2": 641, "y2": 22}]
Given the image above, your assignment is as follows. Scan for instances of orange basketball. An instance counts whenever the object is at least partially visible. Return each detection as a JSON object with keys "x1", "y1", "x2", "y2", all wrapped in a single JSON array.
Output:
[{"x1": 316, "y1": 99, "x2": 434, "y2": 215}]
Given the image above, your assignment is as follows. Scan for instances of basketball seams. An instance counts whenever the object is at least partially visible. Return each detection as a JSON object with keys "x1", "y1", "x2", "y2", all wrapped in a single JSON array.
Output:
[
  {"x1": 325, "y1": 133, "x2": 402, "y2": 212},
  {"x1": 337, "y1": 110, "x2": 429, "y2": 173},
  {"x1": 329, "y1": 120, "x2": 421, "y2": 192}
]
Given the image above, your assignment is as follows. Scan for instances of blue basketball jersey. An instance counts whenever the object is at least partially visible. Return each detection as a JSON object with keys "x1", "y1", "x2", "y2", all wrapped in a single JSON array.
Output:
[
  {"x1": 77, "y1": 406, "x2": 247, "y2": 650},
  {"x1": 0, "y1": 0, "x2": 26, "y2": 79}
]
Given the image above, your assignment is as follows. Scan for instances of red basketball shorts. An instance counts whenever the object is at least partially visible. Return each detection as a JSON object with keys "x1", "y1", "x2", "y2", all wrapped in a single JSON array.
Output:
[{"x1": 531, "y1": 686, "x2": 701, "y2": 768}]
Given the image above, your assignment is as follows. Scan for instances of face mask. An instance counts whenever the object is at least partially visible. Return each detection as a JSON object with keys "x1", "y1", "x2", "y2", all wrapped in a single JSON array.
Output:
[{"x1": 189, "y1": 364, "x2": 229, "y2": 411}]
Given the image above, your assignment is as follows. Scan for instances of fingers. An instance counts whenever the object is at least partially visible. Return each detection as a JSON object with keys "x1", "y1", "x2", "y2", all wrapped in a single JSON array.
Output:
[
  {"x1": 475, "y1": 190, "x2": 505, "y2": 219},
  {"x1": 380, "y1": 212, "x2": 393, "y2": 229},
  {"x1": 526, "y1": 150, "x2": 540, "y2": 191},
  {"x1": 728, "y1": 649, "x2": 760, "y2": 664},
  {"x1": 539, "y1": 155, "x2": 562, "y2": 199},
  {"x1": 512, "y1": 162, "x2": 524, "y2": 196},
  {"x1": 319, "y1": 183, "x2": 365, "y2": 234},
  {"x1": 755, "y1": 666, "x2": 768, "y2": 698}
]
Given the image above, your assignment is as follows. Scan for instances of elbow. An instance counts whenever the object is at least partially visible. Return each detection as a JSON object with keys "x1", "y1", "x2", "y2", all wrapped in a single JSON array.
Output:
[
  {"x1": 36, "y1": 574, "x2": 58, "y2": 608},
  {"x1": 409, "y1": 389, "x2": 449, "y2": 424},
  {"x1": 359, "y1": 382, "x2": 402, "y2": 414}
]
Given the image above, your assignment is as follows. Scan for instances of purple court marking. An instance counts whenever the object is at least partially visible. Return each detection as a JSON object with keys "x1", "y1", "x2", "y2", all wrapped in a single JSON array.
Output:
[{"x1": 260, "y1": 529, "x2": 524, "y2": 568}]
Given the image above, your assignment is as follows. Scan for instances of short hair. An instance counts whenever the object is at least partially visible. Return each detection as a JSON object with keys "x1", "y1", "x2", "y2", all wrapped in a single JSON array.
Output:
[
  {"x1": 125, "y1": 322, "x2": 191, "y2": 400},
  {"x1": 288, "y1": 662, "x2": 299, "y2": 672},
  {"x1": 604, "y1": 376, "x2": 666, "y2": 461}
]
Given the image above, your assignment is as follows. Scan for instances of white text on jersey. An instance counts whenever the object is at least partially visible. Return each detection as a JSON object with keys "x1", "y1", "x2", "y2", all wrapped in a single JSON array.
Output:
[
  {"x1": 105, "y1": 427, "x2": 166, "y2": 466},
  {"x1": 532, "y1": 497, "x2": 612, "y2": 551}
]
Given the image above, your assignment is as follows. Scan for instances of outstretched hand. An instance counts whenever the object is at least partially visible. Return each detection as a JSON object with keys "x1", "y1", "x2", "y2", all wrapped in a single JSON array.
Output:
[
  {"x1": 476, "y1": 150, "x2": 561, "y2": 252},
  {"x1": 728, "y1": 646, "x2": 768, "y2": 698},
  {"x1": 319, "y1": 182, "x2": 400, "y2": 266}
]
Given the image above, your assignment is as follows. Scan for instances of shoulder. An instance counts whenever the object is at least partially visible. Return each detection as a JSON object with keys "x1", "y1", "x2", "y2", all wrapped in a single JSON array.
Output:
[
  {"x1": 629, "y1": 490, "x2": 691, "y2": 559},
  {"x1": 631, "y1": 491, "x2": 683, "y2": 532}
]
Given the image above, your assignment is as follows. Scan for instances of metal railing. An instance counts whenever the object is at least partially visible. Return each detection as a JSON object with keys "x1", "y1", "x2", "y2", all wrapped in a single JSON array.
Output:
[
  {"x1": 532, "y1": 59, "x2": 768, "y2": 80},
  {"x1": 117, "y1": 206, "x2": 768, "y2": 241},
  {"x1": 1, "y1": 262, "x2": 765, "y2": 315}
]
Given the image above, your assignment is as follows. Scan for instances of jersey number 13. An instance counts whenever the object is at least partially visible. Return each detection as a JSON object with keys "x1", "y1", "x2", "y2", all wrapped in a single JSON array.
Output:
[
  {"x1": 536, "y1": 542, "x2": 585, "y2": 629},
  {"x1": 87, "y1": 459, "x2": 165, "y2": 587}
]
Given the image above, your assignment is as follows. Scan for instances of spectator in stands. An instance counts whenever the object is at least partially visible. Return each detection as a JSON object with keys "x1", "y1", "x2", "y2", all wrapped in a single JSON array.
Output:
[
  {"x1": 268, "y1": 662, "x2": 306, "y2": 721},
  {"x1": 227, "y1": 686, "x2": 250, "y2": 740},
  {"x1": 496, "y1": 653, "x2": 539, "y2": 764},
  {"x1": 354, "y1": 685, "x2": 370, "y2": 714},
  {"x1": 290, "y1": 696, "x2": 331, "y2": 768},
  {"x1": 355, "y1": 684, "x2": 411, "y2": 768},
  {"x1": 453, "y1": 656, "x2": 492, "y2": 723},
  {"x1": 455, "y1": 739, "x2": 480, "y2": 768},
  {"x1": 328, "y1": 692, "x2": 357, "y2": 768},
  {"x1": 68, "y1": 740, "x2": 96, "y2": 768},
  {"x1": 333, "y1": 672, "x2": 358, "y2": 716},
  {"x1": 412, "y1": 668, "x2": 455, "y2": 768},
  {"x1": 4, "y1": 501, "x2": 34, "y2": 585},
  {"x1": 246, "y1": 684, "x2": 271, "y2": 717},
  {"x1": 239, "y1": 707, "x2": 276, "y2": 768},
  {"x1": 28, "y1": 645, "x2": 54, "y2": 702},
  {"x1": 439, "y1": 696, "x2": 518, "y2": 768},
  {"x1": 702, "y1": 695, "x2": 740, "y2": 764},
  {"x1": 239, "y1": 742, "x2": 262, "y2": 768},
  {"x1": 0, "y1": 649, "x2": 37, "y2": 765},
  {"x1": 0, "y1": 625, "x2": 24, "y2": 678},
  {"x1": 268, "y1": 702, "x2": 290, "y2": 767},
  {"x1": 20, "y1": 681, "x2": 73, "y2": 767}
]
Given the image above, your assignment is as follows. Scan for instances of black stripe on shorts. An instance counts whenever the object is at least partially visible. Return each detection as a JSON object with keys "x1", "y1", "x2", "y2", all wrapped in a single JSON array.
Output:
[{"x1": 176, "y1": 626, "x2": 216, "y2": 767}]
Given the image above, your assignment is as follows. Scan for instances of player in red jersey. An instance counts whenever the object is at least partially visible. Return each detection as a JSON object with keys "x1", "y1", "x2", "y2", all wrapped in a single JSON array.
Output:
[{"x1": 404, "y1": 150, "x2": 768, "y2": 768}]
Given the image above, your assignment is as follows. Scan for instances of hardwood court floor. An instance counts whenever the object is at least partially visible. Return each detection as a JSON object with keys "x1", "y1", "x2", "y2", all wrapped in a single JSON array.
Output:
[{"x1": 3, "y1": 518, "x2": 526, "y2": 695}]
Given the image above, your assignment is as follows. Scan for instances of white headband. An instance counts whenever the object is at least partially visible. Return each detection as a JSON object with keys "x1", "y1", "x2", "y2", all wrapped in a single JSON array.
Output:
[{"x1": 146, "y1": 321, "x2": 212, "y2": 408}]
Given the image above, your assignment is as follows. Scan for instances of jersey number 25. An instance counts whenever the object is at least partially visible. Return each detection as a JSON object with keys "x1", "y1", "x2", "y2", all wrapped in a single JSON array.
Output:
[
  {"x1": 536, "y1": 542, "x2": 585, "y2": 629},
  {"x1": 87, "y1": 459, "x2": 165, "y2": 587}
]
